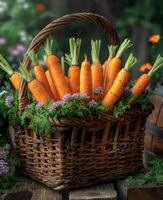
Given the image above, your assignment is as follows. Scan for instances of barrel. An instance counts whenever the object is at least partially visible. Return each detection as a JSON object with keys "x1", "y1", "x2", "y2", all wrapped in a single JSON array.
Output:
[{"x1": 144, "y1": 84, "x2": 163, "y2": 166}]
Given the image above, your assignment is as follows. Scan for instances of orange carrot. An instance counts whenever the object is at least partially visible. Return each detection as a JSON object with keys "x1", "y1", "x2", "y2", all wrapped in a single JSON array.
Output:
[
  {"x1": 103, "y1": 45, "x2": 118, "y2": 95},
  {"x1": 131, "y1": 55, "x2": 163, "y2": 98},
  {"x1": 28, "y1": 50, "x2": 54, "y2": 99},
  {"x1": 19, "y1": 64, "x2": 51, "y2": 104},
  {"x1": 44, "y1": 38, "x2": 71, "y2": 99},
  {"x1": 45, "y1": 70, "x2": 59, "y2": 100},
  {"x1": 102, "y1": 61, "x2": 107, "y2": 76},
  {"x1": 91, "y1": 40, "x2": 103, "y2": 100},
  {"x1": 65, "y1": 38, "x2": 81, "y2": 93},
  {"x1": 0, "y1": 55, "x2": 21, "y2": 89},
  {"x1": 80, "y1": 55, "x2": 92, "y2": 98},
  {"x1": 103, "y1": 53, "x2": 137, "y2": 107},
  {"x1": 104, "y1": 39, "x2": 132, "y2": 95}
]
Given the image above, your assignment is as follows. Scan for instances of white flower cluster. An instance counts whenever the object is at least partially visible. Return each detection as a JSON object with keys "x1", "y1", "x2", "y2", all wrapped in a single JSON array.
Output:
[
  {"x1": 0, "y1": 1, "x2": 8, "y2": 14},
  {"x1": 19, "y1": 31, "x2": 32, "y2": 43},
  {"x1": 18, "y1": 0, "x2": 29, "y2": 10}
]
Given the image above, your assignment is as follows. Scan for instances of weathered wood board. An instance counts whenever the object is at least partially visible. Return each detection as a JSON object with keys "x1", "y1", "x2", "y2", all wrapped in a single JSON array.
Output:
[
  {"x1": 69, "y1": 183, "x2": 117, "y2": 200},
  {"x1": 0, "y1": 175, "x2": 117, "y2": 200},
  {"x1": 0, "y1": 175, "x2": 65, "y2": 200},
  {"x1": 117, "y1": 180, "x2": 163, "y2": 200}
]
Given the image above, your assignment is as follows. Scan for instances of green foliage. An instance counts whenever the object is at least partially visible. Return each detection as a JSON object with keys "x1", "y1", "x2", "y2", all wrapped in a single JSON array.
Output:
[
  {"x1": 117, "y1": 0, "x2": 163, "y2": 87},
  {"x1": 112, "y1": 98, "x2": 131, "y2": 118},
  {"x1": 0, "y1": 174, "x2": 16, "y2": 192},
  {"x1": 112, "y1": 84, "x2": 152, "y2": 117},
  {"x1": 0, "y1": 82, "x2": 19, "y2": 125},
  {"x1": 49, "y1": 99, "x2": 106, "y2": 120},
  {"x1": 20, "y1": 95, "x2": 106, "y2": 137},
  {"x1": 29, "y1": 113, "x2": 56, "y2": 137},
  {"x1": 0, "y1": 134, "x2": 7, "y2": 147},
  {"x1": 123, "y1": 159, "x2": 163, "y2": 187},
  {"x1": 0, "y1": 0, "x2": 53, "y2": 84},
  {"x1": 135, "y1": 91, "x2": 152, "y2": 110},
  {"x1": 20, "y1": 102, "x2": 56, "y2": 137}
]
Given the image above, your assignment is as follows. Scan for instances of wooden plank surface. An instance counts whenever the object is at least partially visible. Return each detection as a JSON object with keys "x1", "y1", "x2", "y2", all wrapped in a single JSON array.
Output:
[
  {"x1": 69, "y1": 183, "x2": 117, "y2": 200},
  {"x1": 0, "y1": 175, "x2": 117, "y2": 200},
  {"x1": 117, "y1": 180, "x2": 163, "y2": 200},
  {"x1": 0, "y1": 175, "x2": 65, "y2": 200}
]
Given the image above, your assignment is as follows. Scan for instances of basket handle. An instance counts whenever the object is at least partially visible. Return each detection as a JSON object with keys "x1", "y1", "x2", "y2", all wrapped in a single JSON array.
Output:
[{"x1": 19, "y1": 12, "x2": 119, "y2": 113}]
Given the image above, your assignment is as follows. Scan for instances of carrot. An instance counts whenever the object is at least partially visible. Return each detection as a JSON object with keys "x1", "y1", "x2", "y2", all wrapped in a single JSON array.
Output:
[
  {"x1": 45, "y1": 70, "x2": 59, "y2": 100},
  {"x1": 28, "y1": 50, "x2": 54, "y2": 99},
  {"x1": 103, "y1": 53, "x2": 137, "y2": 107},
  {"x1": 104, "y1": 39, "x2": 132, "y2": 95},
  {"x1": 91, "y1": 40, "x2": 103, "y2": 100},
  {"x1": 65, "y1": 38, "x2": 81, "y2": 93},
  {"x1": 103, "y1": 45, "x2": 118, "y2": 95},
  {"x1": 80, "y1": 55, "x2": 92, "y2": 98},
  {"x1": 131, "y1": 55, "x2": 163, "y2": 98},
  {"x1": 0, "y1": 55, "x2": 21, "y2": 89},
  {"x1": 19, "y1": 64, "x2": 51, "y2": 104},
  {"x1": 44, "y1": 38, "x2": 71, "y2": 99}
]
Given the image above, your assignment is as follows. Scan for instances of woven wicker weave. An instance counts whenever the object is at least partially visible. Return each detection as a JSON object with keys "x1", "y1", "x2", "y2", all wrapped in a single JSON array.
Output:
[{"x1": 14, "y1": 13, "x2": 153, "y2": 190}]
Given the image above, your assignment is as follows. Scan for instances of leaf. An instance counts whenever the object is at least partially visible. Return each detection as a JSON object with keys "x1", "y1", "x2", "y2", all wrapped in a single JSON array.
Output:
[{"x1": 0, "y1": 21, "x2": 22, "y2": 42}]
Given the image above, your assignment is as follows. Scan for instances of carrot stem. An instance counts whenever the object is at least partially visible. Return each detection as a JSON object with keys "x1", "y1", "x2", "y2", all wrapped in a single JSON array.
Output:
[
  {"x1": 44, "y1": 38, "x2": 53, "y2": 56},
  {"x1": 65, "y1": 38, "x2": 81, "y2": 65},
  {"x1": 0, "y1": 55, "x2": 14, "y2": 75},
  {"x1": 28, "y1": 50, "x2": 39, "y2": 66},
  {"x1": 116, "y1": 39, "x2": 132, "y2": 58},
  {"x1": 108, "y1": 45, "x2": 118, "y2": 60},
  {"x1": 91, "y1": 40, "x2": 101, "y2": 63},
  {"x1": 19, "y1": 63, "x2": 32, "y2": 82},
  {"x1": 124, "y1": 53, "x2": 137, "y2": 71},
  {"x1": 61, "y1": 56, "x2": 66, "y2": 75},
  {"x1": 148, "y1": 55, "x2": 163, "y2": 77}
]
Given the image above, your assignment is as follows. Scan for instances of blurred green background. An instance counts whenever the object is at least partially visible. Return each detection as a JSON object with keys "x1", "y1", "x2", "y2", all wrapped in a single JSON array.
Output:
[{"x1": 0, "y1": 0, "x2": 162, "y2": 87}]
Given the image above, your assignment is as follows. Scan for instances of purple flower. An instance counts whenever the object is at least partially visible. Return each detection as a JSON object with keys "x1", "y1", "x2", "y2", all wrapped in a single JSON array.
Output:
[
  {"x1": 63, "y1": 94, "x2": 72, "y2": 102},
  {"x1": 0, "y1": 160, "x2": 9, "y2": 176},
  {"x1": 71, "y1": 93, "x2": 90, "y2": 100},
  {"x1": 9, "y1": 44, "x2": 26, "y2": 57},
  {"x1": 16, "y1": 44, "x2": 26, "y2": 52},
  {"x1": 88, "y1": 100, "x2": 98, "y2": 107},
  {"x1": 0, "y1": 150, "x2": 7, "y2": 160},
  {"x1": 0, "y1": 37, "x2": 6, "y2": 45},
  {"x1": 5, "y1": 96, "x2": 13, "y2": 108},
  {"x1": 48, "y1": 100, "x2": 63, "y2": 112},
  {"x1": 0, "y1": 90, "x2": 7, "y2": 97},
  {"x1": 35, "y1": 103, "x2": 43, "y2": 111},
  {"x1": 93, "y1": 87, "x2": 103, "y2": 95}
]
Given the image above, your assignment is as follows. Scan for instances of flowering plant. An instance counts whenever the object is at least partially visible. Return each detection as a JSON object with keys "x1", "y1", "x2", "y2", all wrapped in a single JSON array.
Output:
[
  {"x1": 0, "y1": 0, "x2": 53, "y2": 84},
  {"x1": 20, "y1": 93, "x2": 106, "y2": 136},
  {"x1": 0, "y1": 84, "x2": 18, "y2": 125},
  {"x1": 0, "y1": 136, "x2": 17, "y2": 193}
]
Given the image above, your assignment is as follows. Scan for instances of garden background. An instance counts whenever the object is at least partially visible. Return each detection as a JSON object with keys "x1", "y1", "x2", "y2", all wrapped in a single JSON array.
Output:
[
  {"x1": 0, "y1": 0, "x2": 163, "y2": 194},
  {"x1": 0, "y1": 0, "x2": 162, "y2": 86}
]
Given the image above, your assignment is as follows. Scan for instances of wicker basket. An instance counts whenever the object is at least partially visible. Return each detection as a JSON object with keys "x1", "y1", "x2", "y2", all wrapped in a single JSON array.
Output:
[{"x1": 14, "y1": 13, "x2": 153, "y2": 190}]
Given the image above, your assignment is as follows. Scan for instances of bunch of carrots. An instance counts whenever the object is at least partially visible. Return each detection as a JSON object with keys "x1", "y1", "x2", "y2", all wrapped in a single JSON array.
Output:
[{"x1": 0, "y1": 37, "x2": 163, "y2": 111}]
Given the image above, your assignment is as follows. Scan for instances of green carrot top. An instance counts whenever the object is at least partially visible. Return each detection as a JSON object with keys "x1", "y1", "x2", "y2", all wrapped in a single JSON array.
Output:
[
  {"x1": 116, "y1": 39, "x2": 133, "y2": 58},
  {"x1": 19, "y1": 63, "x2": 33, "y2": 82},
  {"x1": 124, "y1": 53, "x2": 137, "y2": 71},
  {"x1": 43, "y1": 38, "x2": 53, "y2": 56},
  {"x1": 108, "y1": 45, "x2": 118, "y2": 60},
  {"x1": 28, "y1": 50, "x2": 39, "y2": 66},
  {"x1": 148, "y1": 55, "x2": 163, "y2": 77},
  {"x1": 65, "y1": 38, "x2": 81, "y2": 66},
  {"x1": 91, "y1": 39, "x2": 101, "y2": 63},
  {"x1": 0, "y1": 55, "x2": 14, "y2": 75}
]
